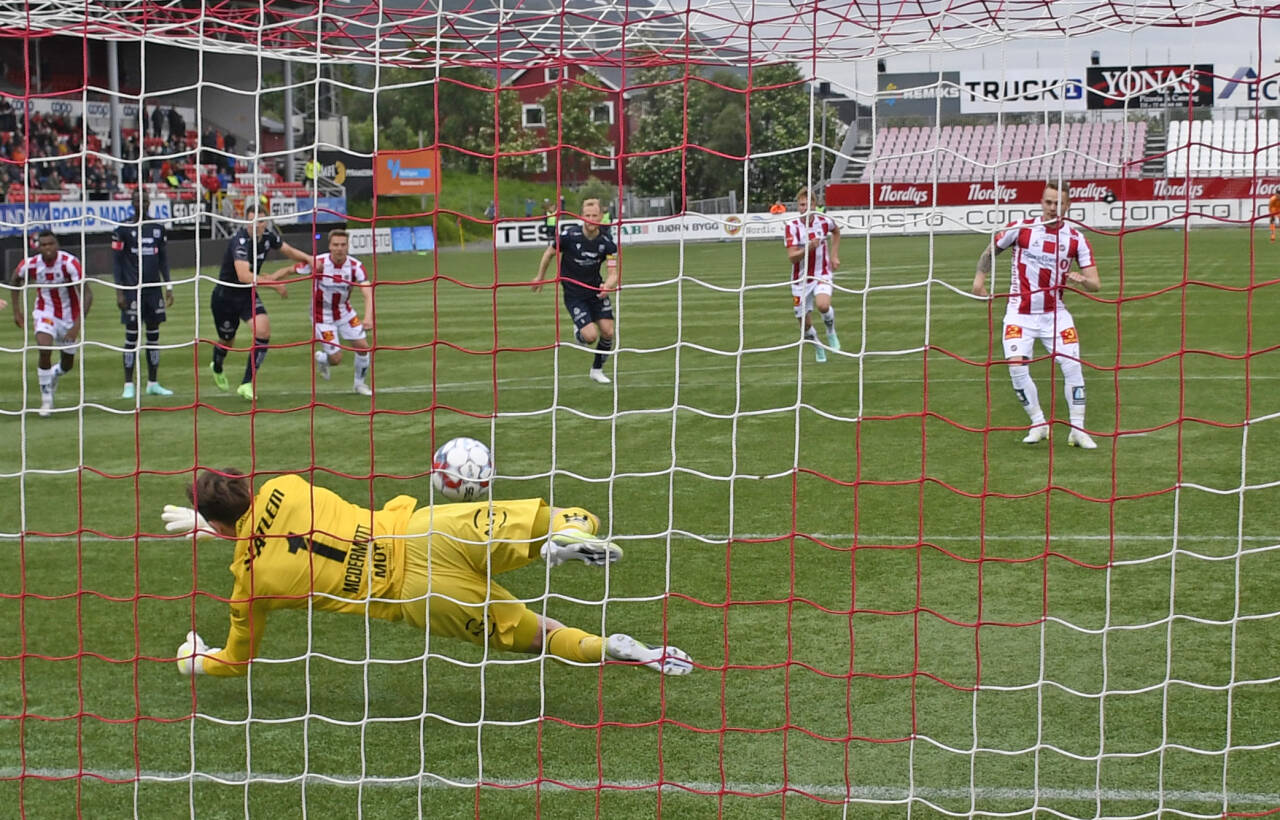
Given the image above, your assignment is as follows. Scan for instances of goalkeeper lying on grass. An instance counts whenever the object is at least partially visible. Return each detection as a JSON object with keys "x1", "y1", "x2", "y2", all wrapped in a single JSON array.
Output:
[{"x1": 162, "y1": 469, "x2": 692, "y2": 677}]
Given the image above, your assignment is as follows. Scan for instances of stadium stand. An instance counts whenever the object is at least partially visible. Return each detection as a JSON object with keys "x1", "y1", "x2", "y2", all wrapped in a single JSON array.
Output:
[
  {"x1": 861, "y1": 121, "x2": 1148, "y2": 182},
  {"x1": 1166, "y1": 118, "x2": 1280, "y2": 176},
  {"x1": 0, "y1": 102, "x2": 312, "y2": 213}
]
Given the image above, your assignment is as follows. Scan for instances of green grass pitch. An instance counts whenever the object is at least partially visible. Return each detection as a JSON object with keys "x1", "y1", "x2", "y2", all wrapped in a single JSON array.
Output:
[{"x1": 1, "y1": 226, "x2": 1278, "y2": 818}]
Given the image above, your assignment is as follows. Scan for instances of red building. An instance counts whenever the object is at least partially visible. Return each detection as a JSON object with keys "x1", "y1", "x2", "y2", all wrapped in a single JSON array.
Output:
[{"x1": 503, "y1": 64, "x2": 630, "y2": 185}]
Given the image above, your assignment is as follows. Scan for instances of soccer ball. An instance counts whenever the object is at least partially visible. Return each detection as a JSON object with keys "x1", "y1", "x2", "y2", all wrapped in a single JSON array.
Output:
[{"x1": 431, "y1": 437, "x2": 494, "y2": 501}]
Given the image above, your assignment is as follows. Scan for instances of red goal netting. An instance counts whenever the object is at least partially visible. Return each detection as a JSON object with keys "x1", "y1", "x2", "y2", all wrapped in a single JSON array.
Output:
[{"x1": 3, "y1": 2, "x2": 1279, "y2": 818}]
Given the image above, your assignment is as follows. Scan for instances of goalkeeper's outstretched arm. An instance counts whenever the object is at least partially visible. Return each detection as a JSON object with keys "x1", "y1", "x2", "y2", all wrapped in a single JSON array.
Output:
[{"x1": 174, "y1": 603, "x2": 265, "y2": 678}]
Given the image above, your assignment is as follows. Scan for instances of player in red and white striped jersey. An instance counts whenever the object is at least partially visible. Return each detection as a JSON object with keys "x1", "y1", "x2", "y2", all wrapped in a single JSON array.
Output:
[
  {"x1": 272, "y1": 229, "x2": 374, "y2": 395},
  {"x1": 973, "y1": 181, "x2": 1102, "y2": 449},
  {"x1": 11, "y1": 231, "x2": 94, "y2": 417},
  {"x1": 783, "y1": 187, "x2": 841, "y2": 362}
]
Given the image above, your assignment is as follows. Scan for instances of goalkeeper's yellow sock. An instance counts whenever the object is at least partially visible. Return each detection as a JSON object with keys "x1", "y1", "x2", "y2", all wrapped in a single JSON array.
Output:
[{"x1": 546, "y1": 627, "x2": 604, "y2": 663}]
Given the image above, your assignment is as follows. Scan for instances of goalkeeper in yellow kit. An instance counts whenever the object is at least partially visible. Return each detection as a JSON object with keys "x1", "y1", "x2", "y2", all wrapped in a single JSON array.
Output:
[{"x1": 161, "y1": 469, "x2": 693, "y2": 678}]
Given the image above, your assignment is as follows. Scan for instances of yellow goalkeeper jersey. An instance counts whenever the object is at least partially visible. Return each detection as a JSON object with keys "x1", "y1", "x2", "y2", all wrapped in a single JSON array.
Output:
[{"x1": 203, "y1": 474, "x2": 418, "y2": 677}]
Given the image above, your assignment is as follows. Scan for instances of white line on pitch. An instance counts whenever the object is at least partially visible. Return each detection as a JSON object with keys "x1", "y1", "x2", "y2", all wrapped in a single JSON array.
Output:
[{"x1": 2, "y1": 766, "x2": 1277, "y2": 807}]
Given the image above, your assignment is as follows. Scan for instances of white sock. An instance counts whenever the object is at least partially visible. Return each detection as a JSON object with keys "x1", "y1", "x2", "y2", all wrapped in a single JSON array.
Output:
[
  {"x1": 803, "y1": 326, "x2": 818, "y2": 342},
  {"x1": 38, "y1": 366, "x2": 55, "y2": 396},
  {"x1": 1010, "y1": 365, "x2": 1045, "y2": 425},
  {"x1": 354, "y1": 352, "x2": 370, "y2": 384},
  {"x1": 52, "y1": 362, "x2": 64, "y2": 376},
  {"x1": 1066, "y1": 380, "x2": 1086, "y2": 429},
  {"x1": 821, "y1": 307, "x2": 835, "y2": 332},
  {"x1": 315, "y1": 351, "x2": 327, "y2": 364}
]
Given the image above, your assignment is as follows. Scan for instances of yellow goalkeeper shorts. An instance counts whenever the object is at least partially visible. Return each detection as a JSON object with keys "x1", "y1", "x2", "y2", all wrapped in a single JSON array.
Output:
[{"x1": 398, "y1": 502, "x2": 546, "y2": 651}]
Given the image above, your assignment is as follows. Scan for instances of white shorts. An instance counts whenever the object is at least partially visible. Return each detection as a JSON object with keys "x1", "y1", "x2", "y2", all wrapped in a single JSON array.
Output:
[
  {"x1": 1002, "y1": 310, "x2": 1081, "y2": 360},
  {"x1": 31, "y1": 309, "x2": 78, "y2": 347},
  {"x1": 791, "y1": 277, "x2": 833, "y2": 319},
  {"x1": 315, "y1": 312, "x2": 367, "y2": 357}
]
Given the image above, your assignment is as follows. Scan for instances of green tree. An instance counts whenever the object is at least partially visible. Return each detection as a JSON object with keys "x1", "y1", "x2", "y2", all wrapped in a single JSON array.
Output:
[
  {"x1": 627, "y1": 67, "x2": 687, "y2": 202},
  {"x1": 747, "y1": 63, "x2": 843, "y2": 209},
  {"x1": 689, "y1": 72, "x2": 748, "y2": 206},
  {"x1": 495, "y1": 89, "x2": 546, "y2": 177},
  {"x1": 628, "y1": 69, "x2": 747, "y2": 209},
  {"x1": 540, "y1": 78, "x2": 612, "y2": 182},
  {"x1": 628, "y1": 63, "x2": 843, "y2": 210},
  {"x1": 437, "y1": 67, "x2": 500, "y2": 174},
  {"x1": 342, "y1": 66, "x2": 497, "y2": 159}
]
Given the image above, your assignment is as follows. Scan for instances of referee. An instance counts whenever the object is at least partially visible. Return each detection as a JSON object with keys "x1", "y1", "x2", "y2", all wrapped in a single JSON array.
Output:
[
  {"x1": 208, "y1": 199, "x2": 310, "y2": 400},
  {"x1": 112, "y1": 189, "x2": 173, "y2": 399}
]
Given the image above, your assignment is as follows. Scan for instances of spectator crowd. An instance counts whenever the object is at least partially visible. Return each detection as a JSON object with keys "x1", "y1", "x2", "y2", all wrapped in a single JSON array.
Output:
[{"x1": 0, "y1": 98, "x2": 248, "y2": 204}]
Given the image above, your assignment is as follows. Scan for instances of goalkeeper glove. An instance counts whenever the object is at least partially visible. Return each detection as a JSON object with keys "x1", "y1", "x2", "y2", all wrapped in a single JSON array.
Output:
[
  {"x1": 162, "y1": 504, "x2": 213, "y2": 539},
  {"x1": 176, "y1": 631, "x2": 220, "y2": 676}
]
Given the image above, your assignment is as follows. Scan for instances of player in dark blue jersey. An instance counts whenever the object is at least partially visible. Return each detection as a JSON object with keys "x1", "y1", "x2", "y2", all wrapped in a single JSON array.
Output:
[
  {"x1": 208, "y1": 200, "x2": 310, "y2": 400},
  {"x1": 112, "y1": 190, "x2": 173, "y2": 399},
  {"x1": 532, "y1": 197, "x2": 619, "y2": 384}
]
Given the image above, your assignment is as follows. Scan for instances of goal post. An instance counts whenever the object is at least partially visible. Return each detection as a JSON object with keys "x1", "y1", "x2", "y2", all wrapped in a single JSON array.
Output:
[{"x1": 1, "y1": 2, "x2": 1279, "y2": 819}]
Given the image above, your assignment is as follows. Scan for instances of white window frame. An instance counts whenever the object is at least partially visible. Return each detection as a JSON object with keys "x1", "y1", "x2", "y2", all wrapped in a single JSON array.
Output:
[
  {"x1": 591, "y1": 101, "x2": 614, "y2": 125},
  {"x1": 535, "y1": 151, "x2": 549, "y2": 173},
  {"x1": 543, "y1": 67, "x2": 567, "y2": 83},
  {"x1": 590, "y1": 147, "x2": 616, "y2": 170},
  {"x1": 522, "y1": 104, "x2": 546, "y2": 129}
]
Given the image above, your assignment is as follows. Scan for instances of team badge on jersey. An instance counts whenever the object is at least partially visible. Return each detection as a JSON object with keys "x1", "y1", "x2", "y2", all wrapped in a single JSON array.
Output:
[
  {"x1": 1060, "y1": 327, "x2": 1078, "y2": 345},
  {"x1": 1004, "y1": 325, "x2": 1024, "y2": 340}
]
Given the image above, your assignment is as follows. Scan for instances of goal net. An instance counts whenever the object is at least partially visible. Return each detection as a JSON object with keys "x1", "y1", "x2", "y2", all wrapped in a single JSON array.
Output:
[{"x1": 2, "y1": 1, "x2": 1278, "y2": 818}]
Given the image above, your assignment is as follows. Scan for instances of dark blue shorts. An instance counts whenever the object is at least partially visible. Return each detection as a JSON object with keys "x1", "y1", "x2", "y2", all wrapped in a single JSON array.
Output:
[
  {"x1": 564, "y1": 291, "x2": 613, "y2": 332},
  {"x1": 211, "y1": 287, "x2": 267, "y2": 340},
  {"x1": 120, "y1": 285, "x2": 167, "y2": 326}
]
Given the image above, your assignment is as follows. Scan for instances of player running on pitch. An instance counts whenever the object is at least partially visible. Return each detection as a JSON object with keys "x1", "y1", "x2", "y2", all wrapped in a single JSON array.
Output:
[
  {"x1": 973, "y1": 180, "x2": 1102, "y2": 449},
  {"x1": 162, "y1": 469, "x2": 692, "y2": 678},
  {"x1": 12, "y1": 231, "x2": 93, "y2": 417},
  {"x1": 532, "y1": 197, "x2": 619, "y2": 384},
  {"x1": 268, "y1": 228, "x2": 375, "y2": 395},
  {"x1": 783, "y1": 187, "x2": 841, "y2": 362},
  {"x1": 208, "y1": 199, "x2": 310, "y2": 400}
]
